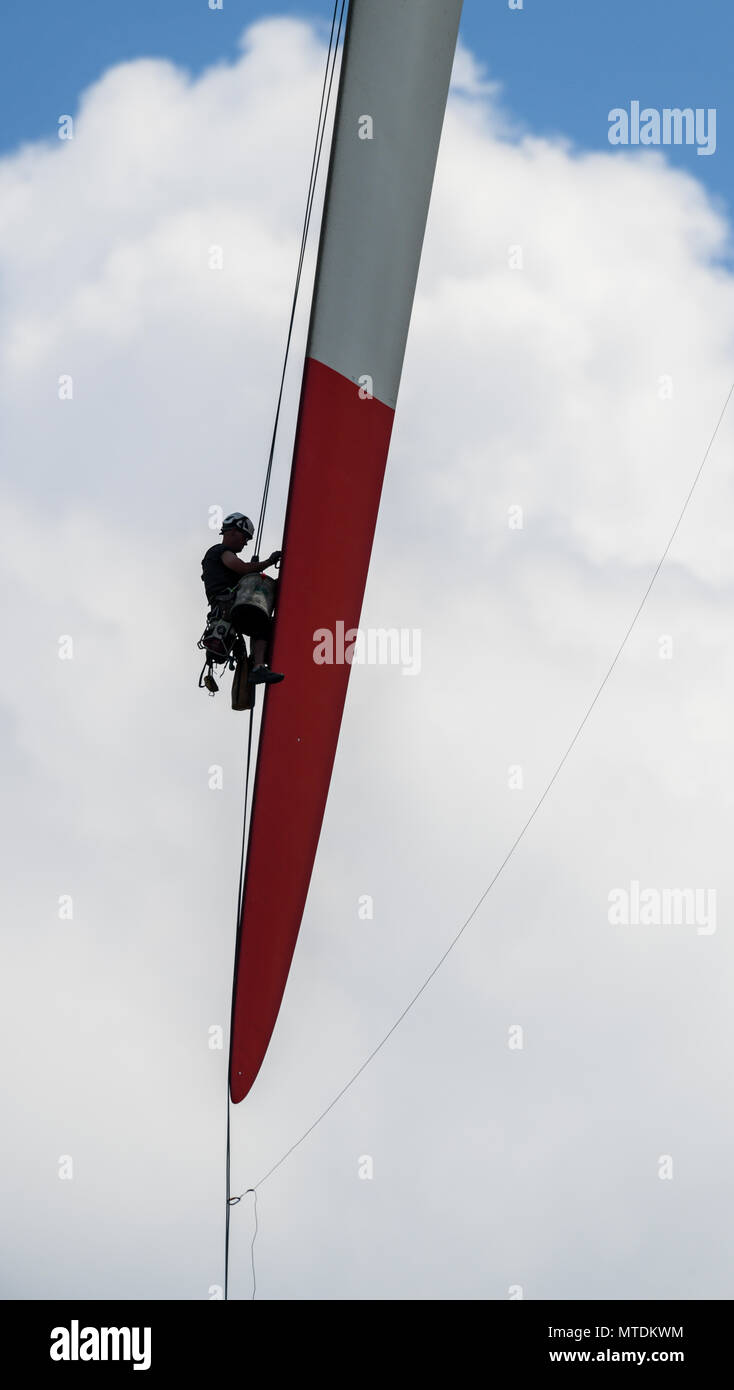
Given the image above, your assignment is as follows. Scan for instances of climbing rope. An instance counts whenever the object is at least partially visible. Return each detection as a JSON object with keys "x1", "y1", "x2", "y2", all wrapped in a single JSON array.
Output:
[{"x1": 224, "y1": 0, "x2": 347, "y2": 1303}]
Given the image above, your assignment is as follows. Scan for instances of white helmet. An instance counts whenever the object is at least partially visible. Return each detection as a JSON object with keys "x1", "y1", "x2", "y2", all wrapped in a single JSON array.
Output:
[{"x1": 221, "y1": 512, "x2": 255, "y2": 539}]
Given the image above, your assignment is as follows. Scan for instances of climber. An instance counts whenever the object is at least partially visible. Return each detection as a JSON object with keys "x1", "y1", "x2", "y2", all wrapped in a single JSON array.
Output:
[{"x1": 201, "y1": 512, "x2": 284, "y2": 684}]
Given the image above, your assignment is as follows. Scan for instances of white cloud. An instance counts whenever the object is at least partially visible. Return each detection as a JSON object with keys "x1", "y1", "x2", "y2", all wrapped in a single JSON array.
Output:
[{"x1": 1, "y1": 17, "x2": 733, "y2": 1300}]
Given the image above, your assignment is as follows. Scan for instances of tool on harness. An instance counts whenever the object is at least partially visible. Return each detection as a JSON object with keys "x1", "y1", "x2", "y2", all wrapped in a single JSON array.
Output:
[
  {"x1": 201, "y1": 667, "x2": 219, "y2": 695},
  {"x1": 197, "y1": 606, "x2": 253, "y2": 710},
  {"x1": 201, "y1": 615, "x2": 235, "y2": 660},
  {"x1": 198, "y1": 591, "x2": 236, "y2": 659}
]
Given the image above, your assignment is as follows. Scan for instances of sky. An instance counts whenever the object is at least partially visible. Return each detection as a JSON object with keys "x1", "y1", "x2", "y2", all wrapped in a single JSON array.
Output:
[
  {"x1": 2, "y1": 2, "x2": 734, "y2": 1302},
  {"x1": 2, "y1": 1, "x2": 733, "y2": 210}
]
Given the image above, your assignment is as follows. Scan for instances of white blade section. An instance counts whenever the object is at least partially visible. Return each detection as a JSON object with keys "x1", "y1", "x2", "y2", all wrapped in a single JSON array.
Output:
[{"x1": 308, "y1": 0, "x2": 463, "y2": 409}]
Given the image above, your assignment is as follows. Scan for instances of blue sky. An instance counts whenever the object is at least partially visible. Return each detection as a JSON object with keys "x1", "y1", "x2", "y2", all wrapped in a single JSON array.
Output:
[{"x1": 2, "y1": 0, "x2": 732, "y2": 214}]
